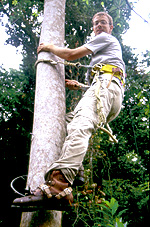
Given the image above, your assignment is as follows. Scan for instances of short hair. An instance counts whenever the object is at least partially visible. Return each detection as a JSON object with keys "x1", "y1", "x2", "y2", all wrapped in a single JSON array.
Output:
[{"x1": 92, "y1": 12, "x2": 113, "y2": 26}]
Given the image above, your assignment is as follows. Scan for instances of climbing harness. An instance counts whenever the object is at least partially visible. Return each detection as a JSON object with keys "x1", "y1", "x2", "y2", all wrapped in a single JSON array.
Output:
[
  {"x1": 35, "y1": 58, "x2": 125, "y2": 89},
  {"x1": 35, "y1": 58, "x2": 125, "y2": 143}
]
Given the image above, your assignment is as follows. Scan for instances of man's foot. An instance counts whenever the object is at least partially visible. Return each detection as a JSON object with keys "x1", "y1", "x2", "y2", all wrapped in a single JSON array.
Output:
[{"x1": 13, "y1": 170, "x2": 73, "y2": 206}]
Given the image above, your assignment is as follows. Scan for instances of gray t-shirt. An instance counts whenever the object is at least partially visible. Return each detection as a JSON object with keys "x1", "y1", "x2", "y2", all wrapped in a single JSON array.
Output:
[{"x1": 84, "y1": 32, "x2": 125, "y2": 88}]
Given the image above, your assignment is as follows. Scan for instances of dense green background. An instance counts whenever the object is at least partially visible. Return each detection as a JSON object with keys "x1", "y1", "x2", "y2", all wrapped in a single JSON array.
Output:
[{"x1": 0, "y1": 0, "x2": 149, "y2": 226}]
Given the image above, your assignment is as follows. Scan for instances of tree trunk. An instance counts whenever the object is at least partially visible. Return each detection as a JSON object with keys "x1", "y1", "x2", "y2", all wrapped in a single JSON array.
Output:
[{"x1": 20, "y1": 0, "x2": 66, "y2": 226}]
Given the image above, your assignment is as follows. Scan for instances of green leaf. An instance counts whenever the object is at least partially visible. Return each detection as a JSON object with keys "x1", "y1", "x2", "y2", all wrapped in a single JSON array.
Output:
[
  {"x1": 82, "y1": 0, "x2": 89, "y2": 5},
  {"x1": 115, "y1": 218, "x2": 128, "y2": 227},
  {"x1": 32, "y1": 12, "x2": 38, "y2": 17},
  {"x1": 118, "y1": 209, "x2": 128, "y2": 217},
  {"x1": 109, "y1": 198, "x2": 119, "y2": 216},
  {"x1": 117, "y1": 23, "x2": 122, "y2": 27},
  {"x1": 109, "y1": 5, "x2": 117, "y2": 12},
  {"x1": 101, "y1": 2, "x2": 104, "y2": 7},
  {"x1": 137, "y1": 101, "x2": 142, "y2": 107},
  {"x1": 145, "y1": 106, "x2": 149, "y2": 116},
  {"x1": 137, "y1": 91, "x2": 142, "y2": 99},
  {"x1": 105, "y1": 200, "x2": 110, "y2": 207},
  {"x1": 115, "y1": 218, "x2": 124, "y2": 227},
  {"x1": 96, "y1": 209, "x2": 112, "y2": 218},
  {"x1": 12, "y1": 0, "x2": 18, "y2": 6}
]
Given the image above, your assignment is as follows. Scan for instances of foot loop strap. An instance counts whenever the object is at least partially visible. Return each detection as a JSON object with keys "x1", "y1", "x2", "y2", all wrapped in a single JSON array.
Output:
[
  {"x1": 55, "y1": 187, "x2": 73, "y2": 200},
  {"x1": 39, "y1": 183, "x2": 52, "y2": 199},
  {"x1": 39, "y1": 184, "x2": 72, "y2": 200}
]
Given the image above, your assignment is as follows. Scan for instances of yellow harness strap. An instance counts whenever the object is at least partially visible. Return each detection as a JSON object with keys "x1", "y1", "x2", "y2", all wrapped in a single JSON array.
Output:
[{"x1": 91, "y1": 64, "x2": 125, "y2": 88}]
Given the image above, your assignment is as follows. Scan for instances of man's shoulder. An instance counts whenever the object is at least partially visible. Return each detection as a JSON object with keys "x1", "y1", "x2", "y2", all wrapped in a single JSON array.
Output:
[{"x1": 93, "y1": 32, "x2": 117, "y2": 43}]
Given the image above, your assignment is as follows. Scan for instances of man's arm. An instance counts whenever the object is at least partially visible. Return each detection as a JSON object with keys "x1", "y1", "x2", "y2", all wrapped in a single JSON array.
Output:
[{"x1": 37, "y1": 43, "x2": 92, "y2": 61}]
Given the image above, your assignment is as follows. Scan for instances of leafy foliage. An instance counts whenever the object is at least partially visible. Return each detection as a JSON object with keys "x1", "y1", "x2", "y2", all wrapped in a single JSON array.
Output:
[{"x1": 63, "y1": 194, "x2": 128, "y2": 226}]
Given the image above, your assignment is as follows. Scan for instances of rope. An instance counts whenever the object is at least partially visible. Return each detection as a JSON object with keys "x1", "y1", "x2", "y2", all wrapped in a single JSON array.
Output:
[
  {"x1": 94, "y1": 69, "x2": 106, "y2": 127},
  {"x1": 35, "y1": 58, "x2": 93, "y2": 69},
  {"x1": 99, "y1": 126, "x2": 118, "y2": 143},
  {"x1": 10, "y1": 175, "x2": 27, "y2": 197},
  {"x1": 94, "y1": 70, "x2": 118, "y2": 143}
]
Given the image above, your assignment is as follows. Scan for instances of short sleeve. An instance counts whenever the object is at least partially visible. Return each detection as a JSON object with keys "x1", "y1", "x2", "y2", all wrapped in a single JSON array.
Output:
[{"x1": 84, "y1": 32, "x2": 111, "y2": 55}]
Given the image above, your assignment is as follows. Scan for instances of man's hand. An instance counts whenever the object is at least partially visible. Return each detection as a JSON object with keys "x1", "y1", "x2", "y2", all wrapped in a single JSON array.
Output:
[
  {"x1": 37, "y1": 42, "x2": 53, "y2": 54},
  {"x1": 65, "y1": 79, "x2": 81, "y2": 90}
]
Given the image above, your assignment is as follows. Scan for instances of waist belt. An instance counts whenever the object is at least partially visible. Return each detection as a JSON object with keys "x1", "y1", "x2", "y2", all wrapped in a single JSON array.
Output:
[{"x1": 91, "y1": 64, "x2": 125, "y2": 88}]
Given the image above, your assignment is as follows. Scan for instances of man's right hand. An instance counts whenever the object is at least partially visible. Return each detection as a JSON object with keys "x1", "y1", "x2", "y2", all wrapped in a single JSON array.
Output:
[{"x1": 65, "y1": 79, "x2": 81, "y2": 90}]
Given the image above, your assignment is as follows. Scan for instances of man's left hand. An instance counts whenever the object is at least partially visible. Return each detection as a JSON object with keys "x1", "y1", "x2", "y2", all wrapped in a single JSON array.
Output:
[{"x1": 65, "y1": 79, "x2": 81, "y2": 90}]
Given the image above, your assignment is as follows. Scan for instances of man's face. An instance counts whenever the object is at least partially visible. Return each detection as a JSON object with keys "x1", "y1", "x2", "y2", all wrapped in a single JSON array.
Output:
[{"x1": 93, "y1": 15, "x2": 113, "y2": 36}]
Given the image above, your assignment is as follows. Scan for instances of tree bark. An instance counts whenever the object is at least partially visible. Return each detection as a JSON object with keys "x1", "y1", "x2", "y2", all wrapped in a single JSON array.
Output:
[{"x1": 20, "y1": 0, "x2": 66, "y2": 226}]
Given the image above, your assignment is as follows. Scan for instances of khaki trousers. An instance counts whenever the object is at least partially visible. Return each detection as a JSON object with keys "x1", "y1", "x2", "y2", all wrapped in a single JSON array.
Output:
[{"x1": 46, "y1": 78, "x2": 123, "y2": 184}]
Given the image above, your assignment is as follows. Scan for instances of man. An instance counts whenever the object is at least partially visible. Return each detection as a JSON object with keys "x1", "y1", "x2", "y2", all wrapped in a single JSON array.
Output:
[{"x1": 13, "y1": 12, "x2": 125, "y2": 206}]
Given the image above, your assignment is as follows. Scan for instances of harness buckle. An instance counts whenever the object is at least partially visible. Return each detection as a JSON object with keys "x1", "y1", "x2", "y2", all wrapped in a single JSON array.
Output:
[{"x1": 92, "y1": 63, "x2": 105, "y2": 75}]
